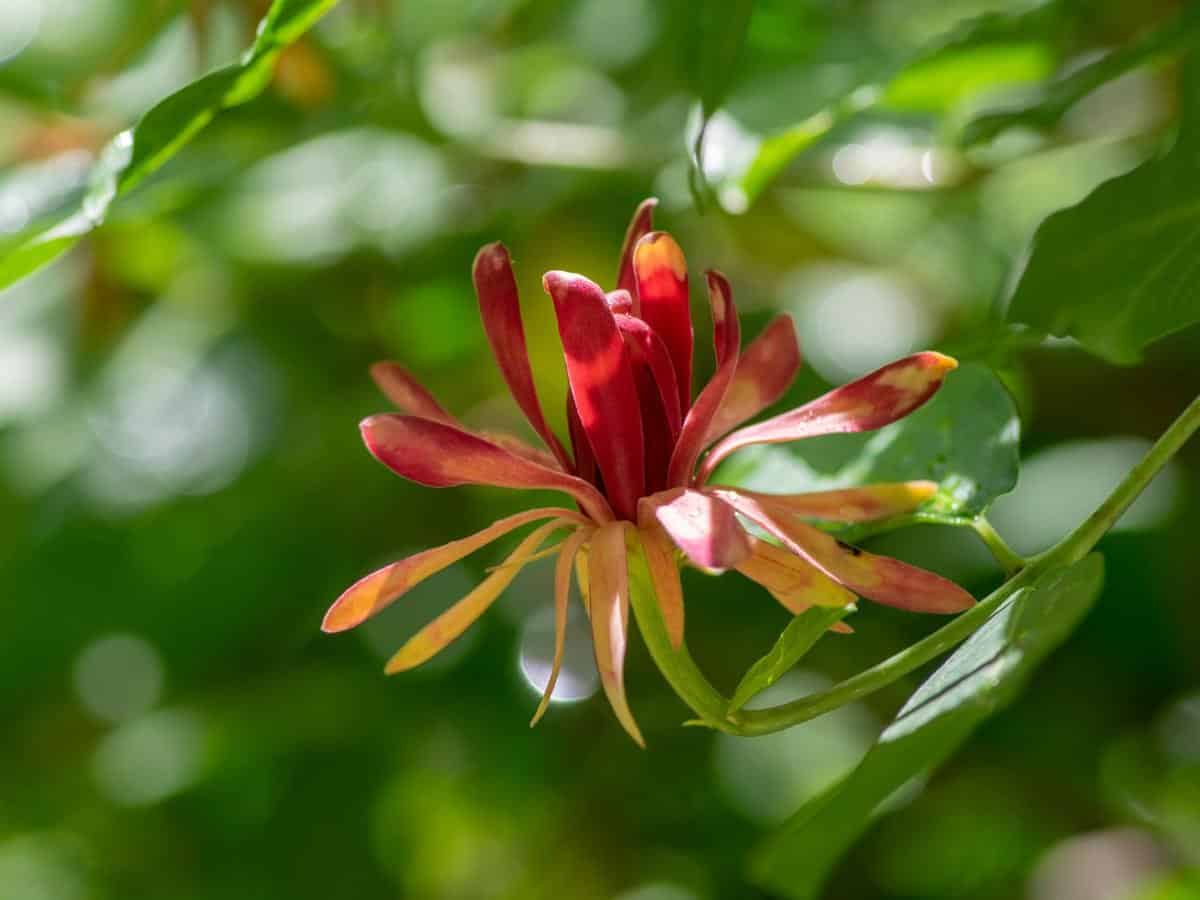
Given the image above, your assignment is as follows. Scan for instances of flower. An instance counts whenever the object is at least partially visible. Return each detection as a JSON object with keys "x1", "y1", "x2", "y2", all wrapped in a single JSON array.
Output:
[{"x1": 322, "y1": 198, "x2": 973, "y2": 745}]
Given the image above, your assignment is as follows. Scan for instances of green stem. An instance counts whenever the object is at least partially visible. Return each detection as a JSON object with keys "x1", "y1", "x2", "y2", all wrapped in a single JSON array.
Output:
[
  {"x1": 971, "y1": 516, "x2": 1025, "y2": 575},
  {"x1": 626, "y1": 543, "x2": 735, "y2": 731},
  {"x1": 729, "y1": 392, "x2": 1200, "y2": 736}
]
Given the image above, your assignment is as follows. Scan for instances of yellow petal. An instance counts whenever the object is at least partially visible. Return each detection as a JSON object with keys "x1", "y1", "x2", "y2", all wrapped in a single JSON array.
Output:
[
  {"x1": 531, "y1": 528, "x2": 591, "y2": 727},
  {"x1": 588, "y1": 522, "x2": 645, "y2": 747}
]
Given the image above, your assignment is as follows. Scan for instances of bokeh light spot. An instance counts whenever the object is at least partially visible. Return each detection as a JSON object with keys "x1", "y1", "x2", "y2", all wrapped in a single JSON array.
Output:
[
  {"x1": 92, "y1": 708, "x2": 206, "y2": 807},
  {"x1": 73, "y1": 633, "x2": 165, "y2": 724},
  {"x1": 518, "y1": 604, "x2": 599, "y2": 704}
]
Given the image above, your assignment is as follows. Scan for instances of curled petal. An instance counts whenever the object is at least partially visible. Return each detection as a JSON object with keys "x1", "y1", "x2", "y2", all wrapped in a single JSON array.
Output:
[
  {"x1": 635, "y1": 513, "x2": 685, "y2": 650},
  {"x1": 531, "y1": 528, "x2": 592, "y2": 726},
  {"x1": 616, "y1": 313, "x2": 682, "y2": 492},
  {"x1": 370, "y1": 362, "x2": 459, "y2": 425},
  {"x1": 606, "y1": 289, "x2": 634, "y2": 315},
  {"x1": 589, "y1": 522, "x2": 645, "y2": 746},
  {"x1": 385, "y1": 519, "x2": 573, "y2": 672},
  {"x1": 715, "y1": 490, "x2": 975, "y2": 614},
  {"x1": 703, "y1": 316, "x2": 801, "y2": 446},
  {"x1": 643, "y1": 488, "x2": 751, "y2": 571},
  {"x1": 361, "y1": 414, "x2": 612, "y2": 523},
  {"x1": 666, "y1": 271, "x2": 740, "y2": 487},
  {"x1": 322, "y1": 507, "x2": 586, "y2": 633},
  {"x1": 700, "y1": 352, "x2": 958, "y2": 482},
  {"x1": 634, "y1": 232, "x2": 693, "y2": 411},
  {"x1": 616, "y1": 197, "x2": 657, "y2": 302},
  {"x1": 545, "y1": 271, "x2": 645, "y2": 521},
  {"x1": 729, "y1": 481, "x2": 938, "y2": 523},
  {"x1": 735, "y1": 536, "x2": 856, "y2": 614},
  {"x1": 479, "y1": 431, "x2": 564, "y2": 471},
  {"x1": 473, "y1": 242, "x2": 573, "y2": 470}
]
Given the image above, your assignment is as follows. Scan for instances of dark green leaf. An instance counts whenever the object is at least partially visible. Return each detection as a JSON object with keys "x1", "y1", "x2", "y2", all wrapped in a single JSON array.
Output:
[
  {"x1": 750, "y1": 554, "x2": 1105, "y2": 900},
  {"x1": 729, "y1": 606, "x2": 851, "y2": 713},
  {"x1": 719, "y1": 363, "x2": 1020, "y2": 526},
  {"x1": 1005, "y1": 54, "x2": 1200, "y2": 363},
  {"x1": 0, "y1": 0, "x2": 342, "y2": 293},
  {"x1": 685, "y1": 1, "x2": 755, "y2": 117}
]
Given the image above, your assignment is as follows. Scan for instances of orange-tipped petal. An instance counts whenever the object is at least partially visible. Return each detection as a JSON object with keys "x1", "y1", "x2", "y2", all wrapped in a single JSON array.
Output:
[
  {"x1": 575, "y1": 542, "x2": 591, "y2": 617},
  {"x1": 643, "y1": 488, "x2": 751, "y2": 571},
  {"x1": 703, "y1": 316, "x2": 801, "y2": 446},
  {"x1": 588, "y1": 522, "x2": 645, "y2": 746},
  {"x1": 633, "y1": 232, "x2": 693, "y2": 412},
  {"x1": 667, "y1": 271, "x2": 740, "y2": 487},
  {"x1": 635, "y1": 513, "x2": 685, "y2": 650},
  {"x1": 361, "y1": 414, "x2": 612, "y2": 523},
  {"x1": 473, "y1": 242, "x2": 573, "y2": 471},
  {"x1": 370, "y1": 362, "x2": 459, "y2": 425},
  {"x1": 700, "y1": 352, "x2": 958, "y2": 482},
  {"x1": 616, "y1": 198, "x2": 657, "y2": 302},
  {"x1": 729, "y1": 481, "x2": 938, "y2": 523},
  {"x1": 544, "y1": 271, "x2": 645, "y2": 521},
  {"x1": 323, "y1": 507, "x2": 585, "y2": 633},
  {"x1": 531, "y1": 528, "x2": 591, "y2": 726},
  {"x1": 385, "y1": 519, "x2": 572, "y2": 672},
  {"x1": 735, "y1": 537, "x2": 856, "y2": 614},
  {"x1": 716, "y1": 490, "x2": 975, "y2": 614}
]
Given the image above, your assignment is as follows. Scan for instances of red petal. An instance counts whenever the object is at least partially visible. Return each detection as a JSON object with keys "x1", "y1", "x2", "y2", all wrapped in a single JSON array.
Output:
[
  {"x1": 544, "y1": 271, "x2": 645, "y2": 521},
  {"x1": 361, "y1": 414, "x2": 612, "y2": 523},
  {"x1": 633, "y1": 232, "x2": 693, "y2": 412},
  {"x1": 715, "y1": 490, "x2": 975, "y2": 614},
  {"x1": 616, "y1": 198, "x2": 657, "y2": 302},
  {"x1": 385, "y1": 519, "x2": 573, "y2": 672},
  {"x1": 370, "y1": 362, "x2": 459, "y2": 425},
  {"x1": 635, "y1": 515, "x2": 685, "y2": 650},
  {"x1": 566, "y1": 392, "x2": 597, "y2": 486},
  {"x1": 728, "y1": 481, "x2": 938, "y2": 523},
  {"x1": 666, "y1": 270, "x2": 740, "y2": 487},
  {"x1": 643, "y1": 489, "x2": 751, "y2": 571},
  {"x1": 702, "y1": 316, "x2": 801, "y2": 446},
  {"x1": 606, "y1": 289, "x2": 634, "y2": 315},
  {"x1": 700, "y1": 352, "x2": 958, "y2": 483},
  {"x1": 531, "y1": 527, "x2": 592, "y2": 726},
  {"x1": 322, "y1": 507, "x2": 584, "y2": 633},
  {"x1": 473, "y1": 242, "x2": 573, "y2": 471},
  {"x1": 616, "y1": 313, "x2": 682, "y2": 492},
  {"x1": 589, "y1": 522, "x2": 645, "y2": 746}
]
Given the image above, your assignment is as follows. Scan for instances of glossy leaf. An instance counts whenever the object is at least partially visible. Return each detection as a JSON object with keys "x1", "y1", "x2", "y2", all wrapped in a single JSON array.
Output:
[
  {"x1": 0, "y1": 0, "x2": 343, "y2": 291},
  {"x1": 729, "y1": 605, "x2": 851, "y2": 713},
  {"x1": 718, "y1": 363, "x2": 1019, "y2": 524},
  {"x1": 1005, "y1": 56, "x2": 1200, "y2": 363},
  {"x1": 751, "y1": 555, "x2": 1105, "y2": 900}
]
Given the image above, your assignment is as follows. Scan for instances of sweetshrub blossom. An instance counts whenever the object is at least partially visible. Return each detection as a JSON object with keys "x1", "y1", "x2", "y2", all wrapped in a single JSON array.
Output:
[{"x1": 323, "y1": 199, "x2": 973, "y2": 744}]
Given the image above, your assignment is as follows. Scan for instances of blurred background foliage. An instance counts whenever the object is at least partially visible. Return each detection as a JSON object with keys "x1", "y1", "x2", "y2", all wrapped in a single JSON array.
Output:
[{"x1": 2, "y1": 0, "x2": 1200, "y2": 898}]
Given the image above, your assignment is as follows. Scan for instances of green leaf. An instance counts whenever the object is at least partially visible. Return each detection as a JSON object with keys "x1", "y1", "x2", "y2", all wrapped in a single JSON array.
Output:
[
  {"x1": 750, "y1": 554, "x2": 1105, "y2": 900},
  {"x1": 719, "y1": 363, "x2": 1020, "y2": 527},
  {"x1": 729, "y1": 606, "x2": 851, "y2": 713},
  {"x1": 0, "y1": 0, "x2": 342, "y2": 293},
  {"x1": 1005, "y1": 54, "x2": 1200, "y2": 363},
  {"x1": 684, "y1": 0, "x2": 755, "y2": 117}
]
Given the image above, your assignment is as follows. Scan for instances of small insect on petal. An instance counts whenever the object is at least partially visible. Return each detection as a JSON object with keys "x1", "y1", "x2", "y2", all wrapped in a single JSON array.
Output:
[
  {"x1": 700, "y1": 352, "x2": 958, "y2": 482},
  {"x1": 386, "y1": 519, "x2": 574, "y2": 673},
  {"x1": 589, "y1": 522, "x2": 645, "y2": 746}
]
